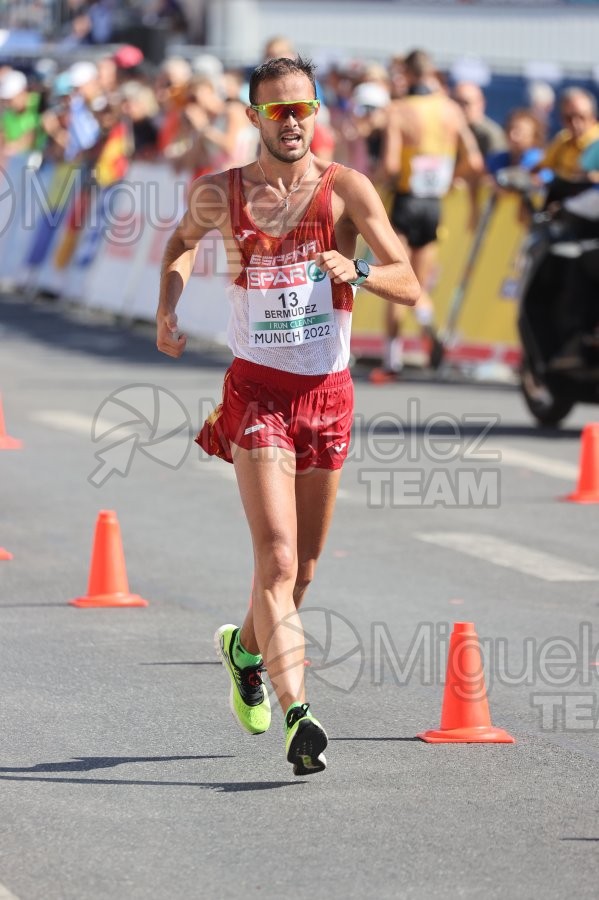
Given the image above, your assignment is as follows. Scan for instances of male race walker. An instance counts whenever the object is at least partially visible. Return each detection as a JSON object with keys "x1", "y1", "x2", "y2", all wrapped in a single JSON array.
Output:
[{"x1": 156, "y1": 57, "x2": 419, "y2": 776}]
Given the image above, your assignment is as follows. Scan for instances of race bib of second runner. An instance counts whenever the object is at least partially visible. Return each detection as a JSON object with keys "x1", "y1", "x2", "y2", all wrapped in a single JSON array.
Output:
[
  {"x1": 409, "y1": 155, "x2": 454, "y2": 198},
  {"x1": 247, "y1": 260, "x2": 334, "y2": 348}
]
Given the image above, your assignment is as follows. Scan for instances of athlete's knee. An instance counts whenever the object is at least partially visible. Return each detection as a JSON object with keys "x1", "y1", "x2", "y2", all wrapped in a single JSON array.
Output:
[{"x1": 255, "y1": 537, "x2": 297, "y2": 588}]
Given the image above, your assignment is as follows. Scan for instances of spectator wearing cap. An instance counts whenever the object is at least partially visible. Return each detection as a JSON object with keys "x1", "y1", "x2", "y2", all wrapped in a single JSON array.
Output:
[
  {"x1": 0, "y1": 69, "x2": 44, "y2": 157},
  {"x1": 44, "y1": 61, "x2": 102, "y2": 162},
  {"x1": 65, "y1": 61, "x2": 101, "y2": 162},
  {"x1": 113, "y1": 45, "x2": 145, "y2": 82},
  {"x1": 345, "y1": 79, "x2": 390, "y2": 176},
  {"x1": 41, "y1": 72, "x2": 72, "y2": 161}
]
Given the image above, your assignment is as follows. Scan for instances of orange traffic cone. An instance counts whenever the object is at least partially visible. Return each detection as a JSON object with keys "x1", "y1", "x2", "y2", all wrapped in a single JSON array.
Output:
[
  {"x1": 69, "y1": 510, "x2": 148, "y2": 608},
  {"x1": 0, "y1": 547, "x2": 13, "y2": 560},
  {"x1": 418, "y1": 622, "x2": 515, "y2": 743},
  {"x1": 564, "y1": 423, "x2": 599, "y2": 503},
  {"x1": 0, "y1": 394, "x2": 22, "y2": 449}
]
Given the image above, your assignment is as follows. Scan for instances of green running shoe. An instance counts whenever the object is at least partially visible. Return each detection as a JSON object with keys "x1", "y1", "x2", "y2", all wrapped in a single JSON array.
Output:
[
  {"x1": 285, "y1": 703, "x2": 328, "y2": 776},
  {"x1": 214, "y1": 624, "x2": 271, "y2": 735}
]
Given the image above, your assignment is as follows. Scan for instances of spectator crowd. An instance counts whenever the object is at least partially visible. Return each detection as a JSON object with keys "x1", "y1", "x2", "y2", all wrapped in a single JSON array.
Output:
[
  {"x1": 1, "y1": 36, "x2": 599, "y2": 372},
  {"x1": 2, "y1": 37, "x2": 598, "y2": 190}
]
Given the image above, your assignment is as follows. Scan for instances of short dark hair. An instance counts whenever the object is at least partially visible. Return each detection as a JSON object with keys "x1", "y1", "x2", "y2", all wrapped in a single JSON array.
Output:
[
  {"x1": 404, "y1": 49, "x2": 435, "y2": 80},
  {"x1": 249, "y1": 55, "x2": 317, "y2": 104}
]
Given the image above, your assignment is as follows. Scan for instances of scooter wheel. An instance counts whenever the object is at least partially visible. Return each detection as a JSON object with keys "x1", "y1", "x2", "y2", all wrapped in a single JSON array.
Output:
[{"x1": 521, "y1": 364, "x2": 574, "y2": 427}]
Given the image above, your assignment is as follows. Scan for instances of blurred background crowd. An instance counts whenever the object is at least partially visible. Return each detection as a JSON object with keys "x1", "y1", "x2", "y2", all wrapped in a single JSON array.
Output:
[
  {"x1": 2, "y1": 0, "x2": 599, "y2": 384},
  {"x1": 1, "y1": 28, "x2": 598, "y2": 200}
]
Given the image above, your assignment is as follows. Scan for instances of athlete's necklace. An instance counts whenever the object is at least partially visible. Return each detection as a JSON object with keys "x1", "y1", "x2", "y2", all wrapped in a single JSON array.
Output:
[{"x1": 257, "y1": 154, "x2": 313, "y2": 211}]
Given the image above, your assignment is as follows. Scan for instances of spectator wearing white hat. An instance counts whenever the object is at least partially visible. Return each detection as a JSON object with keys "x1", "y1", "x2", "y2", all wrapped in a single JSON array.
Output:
[
  {"x1": 65, "y1": 61, "x2": 101, "y2": 161},
  {"x1": 0, "y1": 69, "x2": 43, "y2": 157},
  {"x1": 346, "y1": 79, "x2": 391, "y2": 177},
  {"x1": 39, "y1": 61, "x2": 100, "y2": 163}
]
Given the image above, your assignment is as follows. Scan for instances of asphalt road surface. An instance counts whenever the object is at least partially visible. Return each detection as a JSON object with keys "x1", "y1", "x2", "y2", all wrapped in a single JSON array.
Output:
[{"x1": 1, "y1": 294, "x2": 599, "y2": 900}]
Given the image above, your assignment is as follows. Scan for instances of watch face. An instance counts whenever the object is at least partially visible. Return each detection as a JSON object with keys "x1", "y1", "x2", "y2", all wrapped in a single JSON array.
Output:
[{"x1": 356, "y1": 259, "x2": 369, "y2": 278}]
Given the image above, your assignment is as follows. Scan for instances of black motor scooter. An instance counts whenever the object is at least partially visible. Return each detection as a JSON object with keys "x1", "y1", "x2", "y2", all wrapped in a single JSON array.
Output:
[{"x1": 499, "y1": 169, "x2": 599, "y2": 426}]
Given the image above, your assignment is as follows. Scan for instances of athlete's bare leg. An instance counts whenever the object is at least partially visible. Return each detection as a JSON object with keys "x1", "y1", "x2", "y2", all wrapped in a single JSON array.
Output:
[
  {"x1": 379, "y1": 236, "x2": 440, "y2": 374},
  {"x1": 409, "y1": 241, "x2": 437, "y2": 321},
  {"x1": 409, "y1": 240, "x2": 445, "y2": 366},
  {"x1": 233, "y1": 444, "x2": 328, "y2": 713},
  {"x1": 293, "y1": 466, "x2": 342, "y2": 609},
  {"x1": 378, "y1": 231, "x2": 410, "y2": 374}
]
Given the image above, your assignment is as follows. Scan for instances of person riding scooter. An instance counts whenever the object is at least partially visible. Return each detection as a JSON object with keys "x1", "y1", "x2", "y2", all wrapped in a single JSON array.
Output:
[{"x1": 497, "y1": 164, "x2": 599, "y2": 426}]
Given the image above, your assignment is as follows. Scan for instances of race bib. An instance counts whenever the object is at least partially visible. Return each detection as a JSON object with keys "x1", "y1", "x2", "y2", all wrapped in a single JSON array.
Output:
[
  {"x1": 247, "y1": 260, "x2": 334, "y2": 348},
  {"x1": 409, "y1": 155, "x2": 454, "y2": 198}
]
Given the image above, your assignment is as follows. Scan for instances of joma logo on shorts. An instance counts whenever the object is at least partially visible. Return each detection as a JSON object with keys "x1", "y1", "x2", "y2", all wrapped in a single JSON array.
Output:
[{"x1": 247, "y1": 265, "x2": 308, "y2": 290}]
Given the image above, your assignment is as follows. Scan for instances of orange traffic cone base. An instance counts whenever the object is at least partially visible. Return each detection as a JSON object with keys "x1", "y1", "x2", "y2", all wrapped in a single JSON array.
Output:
[
  {"x1": 418, "y1": 725, "x2": 515, "y2": 743},
  {"x1": 564, "y1": 423, "x2": 599, "y2": 503},
  {"x1": 0, "y1": 547, "x2": 13, "y2": 560},
  {"x1": 0, "y1": 394, "x2": 22, "y2": 449},
  {"x1": 70, "y1": 592, "x2": 148, "y2": 608},
  {"x1": 564, "y1": 490, "x2": 599, "y2": 504},
  {"x1": 0, "y1": 435, "x2": 23, "y2": 450}
]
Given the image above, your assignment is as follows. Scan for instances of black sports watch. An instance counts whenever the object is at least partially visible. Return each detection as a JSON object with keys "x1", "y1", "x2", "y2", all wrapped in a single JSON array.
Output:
[{"x1": 350, "y1": 258, "x2": 370, "y2": 286}]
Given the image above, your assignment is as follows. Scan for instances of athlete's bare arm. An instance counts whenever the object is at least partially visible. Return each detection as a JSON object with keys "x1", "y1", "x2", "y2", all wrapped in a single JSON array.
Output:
[
  {"x1": 156, "y1": 172, "x2": 228, "y2": 358},
  {"x1": 316, "y1": 168, "x2": 420, "y2": 306}
]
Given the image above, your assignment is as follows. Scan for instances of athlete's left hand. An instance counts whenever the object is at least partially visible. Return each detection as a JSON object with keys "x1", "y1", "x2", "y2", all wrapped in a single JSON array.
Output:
[{"x1": 315, "y1": 251, "x2": 356, "y2": 285}]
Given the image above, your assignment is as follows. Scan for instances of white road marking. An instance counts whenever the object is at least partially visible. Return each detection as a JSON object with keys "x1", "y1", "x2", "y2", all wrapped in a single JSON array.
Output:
[
  {"x1": 0, "y1": 883, "x2": 21, "y2": 900},
  {"x1": 29, "y1": 411, "x2": 357, "y2": 493},
  {"x1": 31, "y1": 409, "x2": 191, "y2": 439},
  {"x1": 416, "y1": 532, "x2": 599, "y2": 582},
  {"x1": 489, "y1": 445, "x2": 578, "y2": 481},
  {"x1": 31, "y1": 409, "x2": 93, "y2": 436},
  {"x1": 30, "y1": 411, "x2": 579, "y2": 493}
]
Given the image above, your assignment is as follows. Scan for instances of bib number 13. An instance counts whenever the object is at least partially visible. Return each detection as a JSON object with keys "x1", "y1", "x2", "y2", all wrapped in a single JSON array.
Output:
[{"x1": 278, "y1": 291, "x2": 298, "y2": 309}]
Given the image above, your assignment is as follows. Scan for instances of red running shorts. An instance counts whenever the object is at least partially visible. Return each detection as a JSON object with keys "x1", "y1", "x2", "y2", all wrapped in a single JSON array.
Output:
[{"x1": 196, "y1": 358, "x2": 354, "y2": 471}]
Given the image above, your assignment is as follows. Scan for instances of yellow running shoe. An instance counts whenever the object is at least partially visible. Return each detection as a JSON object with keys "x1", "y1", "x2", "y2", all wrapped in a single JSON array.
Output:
[{"x1": 214, "y1": 624, "x2": 271, "y2": 735}]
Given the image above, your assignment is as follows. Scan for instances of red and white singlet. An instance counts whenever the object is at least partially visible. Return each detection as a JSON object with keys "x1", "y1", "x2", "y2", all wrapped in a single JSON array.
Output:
[{"x1": 227, "y1": 162, "x2": 354, "y2": 375}]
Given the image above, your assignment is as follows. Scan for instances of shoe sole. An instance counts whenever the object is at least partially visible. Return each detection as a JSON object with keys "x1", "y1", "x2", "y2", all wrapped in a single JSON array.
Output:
[
  {"x1": 213, "y1": 624, "x2": 269, "y2": 736},
  {"x1": 287, "y1": 719, "x2": 328, "y2": 776}
]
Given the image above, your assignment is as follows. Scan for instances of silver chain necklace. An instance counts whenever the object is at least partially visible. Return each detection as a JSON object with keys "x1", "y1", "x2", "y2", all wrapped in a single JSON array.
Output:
[{"x1": 256, "y1": 154, "x2": 313, "y2": 211}]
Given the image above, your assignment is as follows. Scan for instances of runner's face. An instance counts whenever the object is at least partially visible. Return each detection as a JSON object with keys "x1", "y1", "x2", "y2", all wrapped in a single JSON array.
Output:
[{"x1": 249, "y1": 73, "x2": 317, "y2": 163}]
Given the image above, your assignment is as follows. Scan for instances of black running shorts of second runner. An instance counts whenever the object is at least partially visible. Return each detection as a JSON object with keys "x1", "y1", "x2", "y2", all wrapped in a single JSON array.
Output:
[{"x1": 390, "y1": 192, "x2": 441, "y2": 249}]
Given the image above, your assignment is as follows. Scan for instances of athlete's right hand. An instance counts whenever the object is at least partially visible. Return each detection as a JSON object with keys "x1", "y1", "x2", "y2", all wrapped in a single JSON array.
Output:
[{"x1": 156, "y1": 310, "x2": 187, "y2": 358}]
